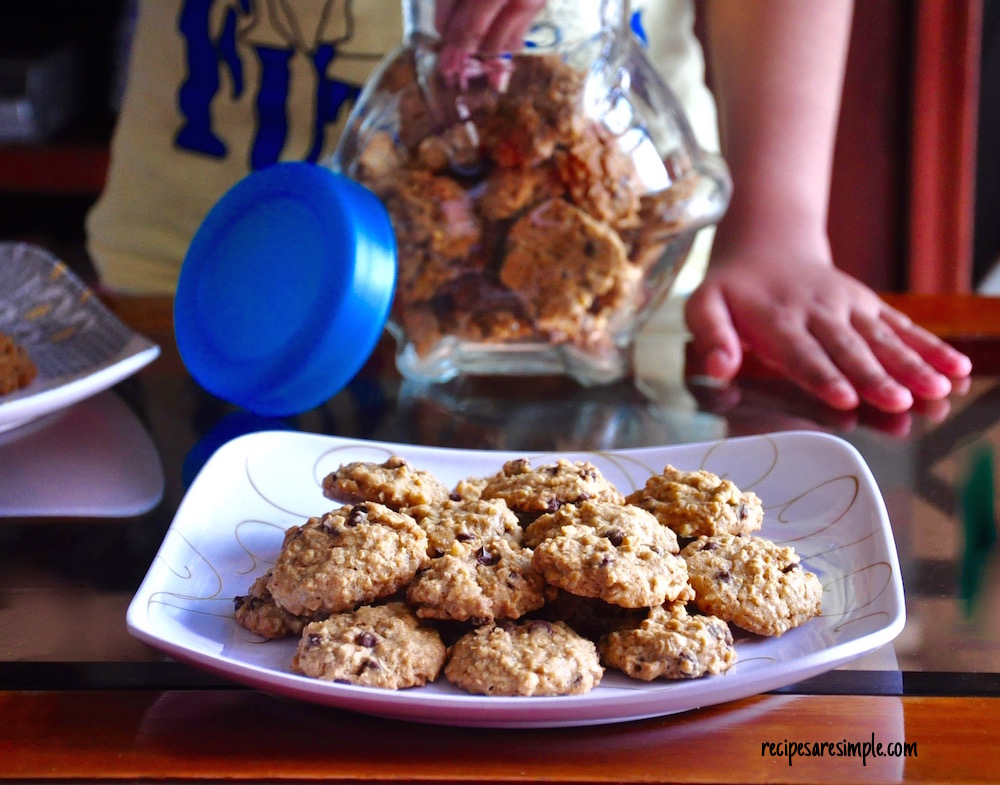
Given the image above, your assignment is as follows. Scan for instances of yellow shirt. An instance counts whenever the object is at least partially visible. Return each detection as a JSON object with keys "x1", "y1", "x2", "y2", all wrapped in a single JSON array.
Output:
[{"x1": 86, "y1": 0, "x2": 718, "y2": 296}]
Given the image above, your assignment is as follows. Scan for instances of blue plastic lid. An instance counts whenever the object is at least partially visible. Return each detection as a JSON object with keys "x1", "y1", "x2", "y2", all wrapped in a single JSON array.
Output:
[{"x1": 174, "y1": 162, "x2": 396, "y2": 418}]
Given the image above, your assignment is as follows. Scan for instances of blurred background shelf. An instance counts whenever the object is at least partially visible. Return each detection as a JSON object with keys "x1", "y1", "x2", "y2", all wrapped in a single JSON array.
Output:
[{"x1": 0, "y1": 140, "x2": 110, "y2": 195}]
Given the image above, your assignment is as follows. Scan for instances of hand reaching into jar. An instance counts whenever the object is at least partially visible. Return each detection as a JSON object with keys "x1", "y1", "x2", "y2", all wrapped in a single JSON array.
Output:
[{"x1": 435, "y1": 0, "x2": 547, "y2": 88}]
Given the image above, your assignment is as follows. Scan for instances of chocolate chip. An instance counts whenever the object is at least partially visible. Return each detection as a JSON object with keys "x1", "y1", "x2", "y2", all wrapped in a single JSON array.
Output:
[
  {"x1": 738, "y1": 502, "x2": 749, "y2": 520},
  {"x1": 527, "y1": 620, "x2": 554, "y2": 634},
  {"x1": 700, "y1": 540, "x2": 718, "y2": 551},
  {"x1": 356, "y1": 631, "x2": 378, "y2": 648},
  {"x1": 715, "y1": 569, "x2": 731, "y2": 583},
  {"x1": 346, "y1": 504, "x2": 368, "y2": 527},
  {"x1": 781, "y1": 562, "x2": 800, "y2": 573},
  {"x1": 476, "y1": 546, "x2": 498, "y2": 566},
  {"x1": 360, "y1": 659, "x2": 381, "y2": 671},
  {"x1": 233, "y1": 595, "x2": 246, "y2": 612},
  {"x1": 506, "y1": 458, "x2": 531, "y2": 475},
  {"x1": 604, "y1": 528, "x2": 625, "y2": 546},
  {"x1": 456, "y1": 532, "x2": 474, "y2": 542},
  {"x1": 307, "y1": 633, "x2": 322, "y2": 648}
]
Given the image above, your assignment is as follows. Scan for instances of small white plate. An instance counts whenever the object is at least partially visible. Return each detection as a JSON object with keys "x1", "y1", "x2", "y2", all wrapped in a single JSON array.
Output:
[
  {"x1": 0, "y1": 242, "x2": 160, "y2": 434},
  {"x1": 127, "y1": 430, "x2": 905, "y2": 728}
]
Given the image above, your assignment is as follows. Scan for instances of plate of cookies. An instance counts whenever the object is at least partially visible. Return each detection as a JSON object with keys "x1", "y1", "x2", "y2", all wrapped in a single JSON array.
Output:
[
  {"x1": 127, "y1": 429, "x2": 905, "y2": 728},
  {"x1": 0, "y1": 243, "x2": 160, "y2": 434}
]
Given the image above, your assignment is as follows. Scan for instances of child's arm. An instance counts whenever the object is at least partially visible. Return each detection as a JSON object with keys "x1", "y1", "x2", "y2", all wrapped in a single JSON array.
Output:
[{"x1": 686, "y1": 0, "x2": 971, "y2": 412}]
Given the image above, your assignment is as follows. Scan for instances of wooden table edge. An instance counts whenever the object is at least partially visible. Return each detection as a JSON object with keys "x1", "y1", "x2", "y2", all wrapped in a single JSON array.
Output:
[{"x1": 2, "y1": 690, "x2": 998, "y2": 782}]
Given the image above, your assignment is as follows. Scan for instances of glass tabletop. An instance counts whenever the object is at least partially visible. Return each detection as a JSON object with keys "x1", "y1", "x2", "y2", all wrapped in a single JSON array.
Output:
[{"x1": 2, "y1": 329, "x2": 999, "y2": 701}]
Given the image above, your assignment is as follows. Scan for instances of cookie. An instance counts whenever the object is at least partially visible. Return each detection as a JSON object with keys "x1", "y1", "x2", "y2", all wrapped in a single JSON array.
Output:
[
  {"x1": 0, "y1": 331, "x2": 37, "y2": 395},
  {"x1": 480, "y1": 53, "x2": 587, "y2": 168},
  {"x1": 530, "y1": 501, "x2": 691, "y2": 608},
  {"x1": 625, "y1": 465, "x2": 764, "y2": 539},
  {"x1": 267, "y1": 502, "x2": 429, "y2": 616},
  {"x1": 553, "y1": 121, "x2": 643, "y2": 229},
  {"x1": 405, "y1": 497, "x2": 522, "y2": 557},
  {"x1": 523, "y1": 499, "x2": 678, "y2": 553},
  {"x1": 291, "y1": 602, "x2": 446, "y2": 688},
  {"x1": 233, "y1": 569, "x2": 328, "y2": 639},
  {"x1": 450, "y1": 475, "x2": 490, "y2": 501},
  {"x1": 499, "y1": 198, "x2": 633, "y2": 342},
  {"x1": 406, "y1": 538, "x2": 548, "y2": 623},
  {"x1": 444, "y1": 619, "x2": 603, "y2": 696},
  {"x1": 479, "y1": 457, "x2": 625, "y2": 518},
  {"x1": 681, "y1": 534, "x2": 823, "y2": 636},
  {"x1": 382, "y1": 168, "x2": 482, "y2": 263},
  {"x1": 322, "y1": 455, "x2": 451, "y2": 511},
  {"x1": 535, "y1": 589, "x2": 647, "y2": 641},
  {"x1": 599, "y1": 602, "x2": 736, "y2": 680}
]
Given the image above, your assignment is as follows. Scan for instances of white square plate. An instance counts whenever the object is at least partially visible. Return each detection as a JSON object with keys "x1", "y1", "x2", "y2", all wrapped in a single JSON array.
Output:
[
  {"x1": 0, "y1": 242, "x2": 159, "y2": 434},
  {"x1": 127, "y1": 430, "x2": 905, "y2": 728}
]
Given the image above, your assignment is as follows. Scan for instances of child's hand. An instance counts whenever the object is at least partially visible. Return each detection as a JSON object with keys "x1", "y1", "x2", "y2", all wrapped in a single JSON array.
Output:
[
  {"x1": 435, "y1": 0, "x2": 546, "y2": 87},
  {"x1": 684, "y1": 249, "x2": 973, "y2": 413}
]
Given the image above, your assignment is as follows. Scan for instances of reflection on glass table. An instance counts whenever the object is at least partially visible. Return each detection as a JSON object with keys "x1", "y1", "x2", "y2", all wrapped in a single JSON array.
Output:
[{"x1": 0, "y1": 389, "x2": 164, "y2": 518}]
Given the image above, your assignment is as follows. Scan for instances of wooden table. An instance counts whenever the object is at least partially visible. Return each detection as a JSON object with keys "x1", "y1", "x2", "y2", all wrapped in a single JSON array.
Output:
[{"x1": 3, "y1": 293, "x2": 1000, "y2": 784}]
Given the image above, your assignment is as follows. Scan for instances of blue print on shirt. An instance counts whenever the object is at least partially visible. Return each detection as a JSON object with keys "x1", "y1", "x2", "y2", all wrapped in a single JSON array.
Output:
[
  {"x1": 174, "y1": 0, "x2": 361, "y2": 169},
  {"x1": 631, "y1": 9, "x2": 648, "y2": 46},
  {"x1": 251, "y1": 46, "x2": 293, "y2": 169}
]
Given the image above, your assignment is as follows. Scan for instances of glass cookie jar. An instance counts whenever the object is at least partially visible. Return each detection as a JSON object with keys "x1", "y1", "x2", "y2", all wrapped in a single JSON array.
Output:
[{"x1": 331, "y1": 0, "x2": 731, "y2": 385}]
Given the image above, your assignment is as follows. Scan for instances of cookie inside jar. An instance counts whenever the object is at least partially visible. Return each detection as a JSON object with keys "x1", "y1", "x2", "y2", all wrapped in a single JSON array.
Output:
[{"x1": 335, "y1": 48, "x2": 719, "y2": 385}]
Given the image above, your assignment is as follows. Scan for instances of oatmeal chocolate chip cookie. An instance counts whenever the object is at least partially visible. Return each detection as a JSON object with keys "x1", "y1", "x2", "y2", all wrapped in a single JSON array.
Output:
[
  {"x1": 322, "y1": 455, "x2": 451, "y2": 511},
  {"x1": 406, "y1": 538, "x2": 548, "y2": 624},
  {"x1": 625, "y1": 465, "x2": 764, "y2": 539},
  {"x1": 553, "y1": 121, "x2": 643, "y2": 230},
  {"x1": 449, "y1": 475, "x2": 490, "y2": 502},
  {"x1": 0, "y1": 331, "x2": 37, "y2": 395},
  {"x1": 291, "y1": 602, "x2": 446, "y2": 689},
  {"x1": 530, "y1": 501, "x2": 691, "y2": 609},
  {"x1": 444, "y1": 619, "x2": 603, "y2": 696},
  {"x1": 599, "y1": 602, "x2": 736, "y2": 680},
  {"x1": 479, "y1": 457, "x2": 625, "y2": 518},
  {"x1": 233, "y1": 569, "x2": 329, "y2": 639},
  {"x1": 535, "y1": 589, "x2": 647, "y2": 641},
  {"x1": 404, "y1": 497, "x2": 522, "y2": 557},
  {"x1": 477, "y1": 164, "x2": 560, "y2": 221},
  {"x1": 268, "y1": 502, "x2": 429, "y2": 616},
  {"x1": 524, "y1": 501, "x2": 679, "y2": 553},
  {"x1": 499, "y1": 198, "x2": 634, "y2": 342},
  {"x1": 681, "y1": 534, "x2": 823, "y2": 637},
  {"x1": 383, "y1": 168, "x2": 482, "y2": 263},
  {"x1": 480, "y1": 53, "x2": 588, "y2": 169}
]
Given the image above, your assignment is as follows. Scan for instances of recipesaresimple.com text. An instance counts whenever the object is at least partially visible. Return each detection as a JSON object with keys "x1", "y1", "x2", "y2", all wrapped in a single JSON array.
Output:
[{"x1": 762, "y1": 732, "x2": 917, "y2": 766}]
